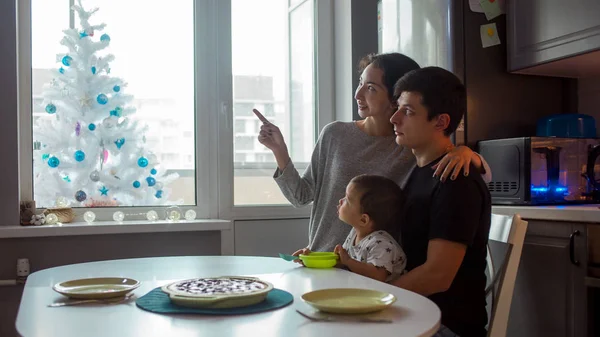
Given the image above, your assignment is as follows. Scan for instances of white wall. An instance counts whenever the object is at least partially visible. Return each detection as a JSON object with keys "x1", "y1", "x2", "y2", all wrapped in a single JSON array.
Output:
[{"x1": 234, "y1": 218, "x2": 309, "y2": 256}]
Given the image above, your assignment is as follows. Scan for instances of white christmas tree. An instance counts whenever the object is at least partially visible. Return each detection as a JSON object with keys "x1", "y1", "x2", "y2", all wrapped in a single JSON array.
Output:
[{"x1": 33, "y1": 0, "x2": 178, "y2": 208}]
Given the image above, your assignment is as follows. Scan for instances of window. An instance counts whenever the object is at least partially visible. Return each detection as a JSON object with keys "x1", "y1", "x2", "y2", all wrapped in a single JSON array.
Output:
[
  {"x1": 20, "y1": 0, "x2": 332, "y2": 220},
  {"x1": 234, "y1": 136, "x2": 255, "y2": 151},
  {"x1": 30, "y1": 0, "x2": 195, "y2": 208},
  {"x1": 234, "y1": 120, "x2": 246, "y2": 134},
  {"x1": 231, "y1": 0, "x2": 316, "y2": 206}
]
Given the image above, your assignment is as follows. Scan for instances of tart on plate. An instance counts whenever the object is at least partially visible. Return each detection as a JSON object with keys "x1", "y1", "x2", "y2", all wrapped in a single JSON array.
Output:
[{"x1": 161, "y1": 276, "x2": 273, "y2": 309}]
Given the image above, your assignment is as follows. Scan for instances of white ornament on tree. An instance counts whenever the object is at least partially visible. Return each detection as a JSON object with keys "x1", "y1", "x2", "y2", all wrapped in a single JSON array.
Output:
[
  {"x1": 55, "y1": 196, "x2": 69, "y2": 208},
  {"x1": 79, "y1": 95, "x2": 92, "y2": 108},
  {"x1": 89, "y1": 170, "x2": 100, "y2": 182},
  {"x1": 102, "y1": 117, "x2": 116, "y2": 129}
]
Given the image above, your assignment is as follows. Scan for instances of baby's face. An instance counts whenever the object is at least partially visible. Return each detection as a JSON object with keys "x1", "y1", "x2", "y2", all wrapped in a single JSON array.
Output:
[{"x1": 337, "y1": 183, "x2": 363, "y2": 226}]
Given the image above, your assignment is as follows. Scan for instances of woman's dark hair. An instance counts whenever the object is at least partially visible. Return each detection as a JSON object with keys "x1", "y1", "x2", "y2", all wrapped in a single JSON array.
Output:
[
  {"x1": 358, "y1": 52, "x2": 421, "y2": 101},
  {"x1": 350, "y1": 174, "x2": 405, "y2": 236}
]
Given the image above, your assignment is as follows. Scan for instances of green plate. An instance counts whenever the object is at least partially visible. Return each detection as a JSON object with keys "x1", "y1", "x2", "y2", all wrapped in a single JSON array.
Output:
[
  {"x1": 301, "y1": 288, "x2": 396, "y2": 314},
  {"x1": 299, "y1": 252, "x2": 338, "y2": 268},
  {"x1": 53, "y1": 277, "x2": 140, "y2": 299}
]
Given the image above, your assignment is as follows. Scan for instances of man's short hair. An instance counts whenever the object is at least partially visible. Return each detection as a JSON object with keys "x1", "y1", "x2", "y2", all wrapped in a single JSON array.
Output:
[{"x1": 393, "y1": 66, "x2": 466, "y2": 136}]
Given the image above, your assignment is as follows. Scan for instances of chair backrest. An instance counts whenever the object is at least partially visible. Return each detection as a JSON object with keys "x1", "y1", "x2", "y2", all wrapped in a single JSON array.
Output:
[{"x1": 486, "y1": 213, "x2": 528, "y2": 337}]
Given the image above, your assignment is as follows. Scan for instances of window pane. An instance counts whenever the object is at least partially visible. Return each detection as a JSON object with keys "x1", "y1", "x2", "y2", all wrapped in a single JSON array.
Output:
[
  {"x1": 232, "y1": 0, "x2": 315, "y2": 206},
  {"x1": 289, "y1": 2, "x2": 315, "y2": 165},
  {"x1": 289, "y1": 0, "x2": 306, "y2": 8},
  {"x1": 31, "y1": 1, "x2": 195, "y2": 208}
]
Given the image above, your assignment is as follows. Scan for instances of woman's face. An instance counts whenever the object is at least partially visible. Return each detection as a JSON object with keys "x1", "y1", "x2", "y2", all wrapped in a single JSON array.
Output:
[{"x1": 354, "y1": 64, "x2": 396, "y2": 120}]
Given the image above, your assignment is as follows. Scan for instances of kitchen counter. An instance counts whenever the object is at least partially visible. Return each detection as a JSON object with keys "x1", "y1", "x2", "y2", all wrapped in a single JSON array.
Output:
[{"x1": 492, "y1": 204, "x2": 600, "y2": 223}]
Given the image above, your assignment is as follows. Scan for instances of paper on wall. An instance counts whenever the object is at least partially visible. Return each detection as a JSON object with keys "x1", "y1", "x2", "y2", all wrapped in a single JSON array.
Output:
[
  {"x1": 479, "y1": 0, "x2": 504, "y2": 20},
  {"x1": 469, "y1": 0, "x2": 484, "y2": 13},
  {"x1": 480, "y1": 23, "x2": 501, "y2": 48}
]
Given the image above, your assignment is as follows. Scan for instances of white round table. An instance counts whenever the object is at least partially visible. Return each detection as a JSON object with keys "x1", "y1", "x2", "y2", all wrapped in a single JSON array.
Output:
[{"x1": 16, "y1": 256, "x2": 441, "y2": 337}]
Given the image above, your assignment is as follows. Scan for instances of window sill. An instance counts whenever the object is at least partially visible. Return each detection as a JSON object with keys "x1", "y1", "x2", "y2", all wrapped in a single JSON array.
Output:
[{"x1": 0, "y1": 219, "x2": 232, "y2": 239}]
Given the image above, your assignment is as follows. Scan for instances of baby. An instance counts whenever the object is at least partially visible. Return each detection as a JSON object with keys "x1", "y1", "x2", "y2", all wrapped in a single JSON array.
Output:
[{"x1": 334, "y1": 174, "x2": 406, "y2": 282}]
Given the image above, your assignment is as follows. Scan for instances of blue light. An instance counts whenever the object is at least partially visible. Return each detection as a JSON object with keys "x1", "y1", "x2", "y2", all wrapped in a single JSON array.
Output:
[
  {"x1": 531, "y1": 186, "x2": 549, "y2": 193},
  {"x1": 530, "y1": 185, "x2": 569, "y2": 195}
]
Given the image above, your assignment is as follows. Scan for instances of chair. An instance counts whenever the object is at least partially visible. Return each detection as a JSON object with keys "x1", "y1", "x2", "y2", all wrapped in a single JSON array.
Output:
[{"x1": 486, "y1": 213, "x2": 528, "y2": 337}]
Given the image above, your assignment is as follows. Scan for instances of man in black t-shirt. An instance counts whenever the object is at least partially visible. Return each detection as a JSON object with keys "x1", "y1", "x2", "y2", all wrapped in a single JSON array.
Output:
[{"x1": 389, "y1": 67, "x2": 492, "y2": 337}]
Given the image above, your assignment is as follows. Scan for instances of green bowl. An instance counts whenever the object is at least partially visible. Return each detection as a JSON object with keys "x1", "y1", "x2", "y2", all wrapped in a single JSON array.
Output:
[{"x1": 299, "y1": 252, "x2": 339, "y2": 269}]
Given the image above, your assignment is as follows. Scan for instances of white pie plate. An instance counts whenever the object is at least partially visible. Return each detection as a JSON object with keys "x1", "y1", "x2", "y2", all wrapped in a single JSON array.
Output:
[{"x1": 161, "y1": 276, "x2": 274, "y2": 309}]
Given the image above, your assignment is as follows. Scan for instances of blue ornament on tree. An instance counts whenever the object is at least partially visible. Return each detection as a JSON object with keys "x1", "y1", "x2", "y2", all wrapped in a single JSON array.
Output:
[
  {"x1": 115, "y1": 138, "x2": 125, "y2": 149},
  {"x1": 133, "y1": 181, "x2": 141, "y2": 188},
  {"x1": 61, "y1": 55, "x2": 73, "y2": 66},
  {"x1": 42, "y1": 154, "x2": 50, "y2": 160},
  {"x1": 88, "y1": 123, "x2": 96, "y2": 131},
  {"x1": 75, "y1": 190, "x2": 87, "y2": 202},
  {"x1": 91, "y1": 66, "x2": 97, "y2": 74},
  {"x1": 59, "y1": 67, "x2": 65, "y2": 74},
  {"x1": 113, "y1": 85, "x2": 121, "y2": 92},
  {"x1": 146, "y1": 177, "x2": 156, "y2": 186},
  {"x1": 155, "y1": 190, "x2": 163, "y2": 198},
  {"x1": 45, "y1": 104, "x2": 56, "y2": 114},
  {"x1": 110, "y1": 107, "x2": 122, "y2": 117},
  {"x1": 48, "y1": 156, "x2": 60, "y2": 168},
  {"x1": 96, "y1": 94, "x2": 108, "y2": 105},
  {"x1": 138, "y1": 157, "x2": 148, "y2": 168},
  {"x1": 150, "y1": 168, "x2": 157, "y2": 175},
  {"x1": 99, "y1": 186, "x2": 109, "y2": 196},
  {"x1": 74, "y1": 150, "x2": 85, "y2": 162},
  {"x1": 100, "y1": 34, "x2": 111, "y2": 42},
  {"x1": 79, "y1": 31, "x2": 88, "y2": 38}
]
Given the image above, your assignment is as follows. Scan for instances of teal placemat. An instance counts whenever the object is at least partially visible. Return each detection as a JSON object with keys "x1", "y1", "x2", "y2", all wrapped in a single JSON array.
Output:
[{"x1": 136, "y1": 287, "x2": 294, "y2": 315}]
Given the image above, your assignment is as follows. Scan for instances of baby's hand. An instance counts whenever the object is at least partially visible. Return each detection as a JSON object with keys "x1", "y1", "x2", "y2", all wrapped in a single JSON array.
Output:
[
  {"x1": 292, "y1": 247, "x2": 311, "y2": 265},
  {"x1": 334, "y1": 244, "x2": 351, "y2": 265}
]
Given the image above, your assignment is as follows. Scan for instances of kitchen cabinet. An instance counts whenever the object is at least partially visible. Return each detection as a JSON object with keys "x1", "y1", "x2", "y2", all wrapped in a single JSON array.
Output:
[
  {"x1": 507, "y1": 220, "x2": 588, "y2": 337},
  {"x1": 507, "y1": 0, "x2": 600, "y2": 75}
]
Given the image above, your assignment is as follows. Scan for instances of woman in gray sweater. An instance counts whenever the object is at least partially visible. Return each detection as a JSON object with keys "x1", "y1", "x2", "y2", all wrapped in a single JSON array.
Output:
[{"x1": 254, "y1": 53, "x2": 490, "y2": 253}]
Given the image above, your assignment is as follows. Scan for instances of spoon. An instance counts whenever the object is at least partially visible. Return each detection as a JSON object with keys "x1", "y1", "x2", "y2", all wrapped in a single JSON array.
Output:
[{"x1": 278, "y1": 253, "x2": 298, "y2": 262}]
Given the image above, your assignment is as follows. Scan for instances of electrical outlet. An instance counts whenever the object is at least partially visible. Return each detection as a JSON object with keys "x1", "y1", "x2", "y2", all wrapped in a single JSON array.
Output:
[{"x1": 16, "y1": 258, "x2": 30, "y2": 284}]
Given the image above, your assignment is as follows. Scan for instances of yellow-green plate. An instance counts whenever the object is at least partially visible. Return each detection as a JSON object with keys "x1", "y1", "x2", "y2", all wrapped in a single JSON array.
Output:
[
  {"x1": 53, "y1": 277, "x2": 140, "y2": 299},
  {"x1": 299, "y1": 252, "x2": 338, "y2": 268},
  {"x1": 301, "y1": 288, "x2": 396, "y2": 314}
]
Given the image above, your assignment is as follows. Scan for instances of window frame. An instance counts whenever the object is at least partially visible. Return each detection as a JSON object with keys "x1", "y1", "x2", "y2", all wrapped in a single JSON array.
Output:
[
  {"x1": 217, "y1": 0, "x2": 335, "y2": 220},
  {"x1": 17, "y1": 0, "x2": 335, "y2": 222}
]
